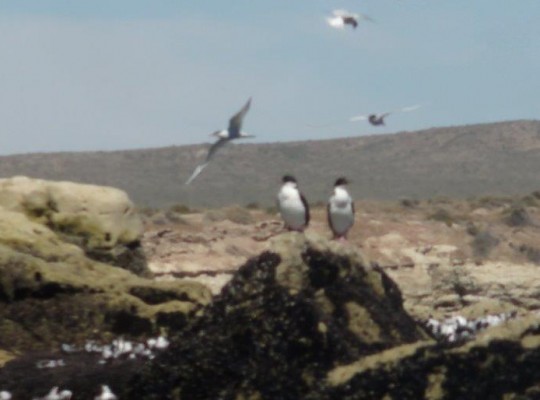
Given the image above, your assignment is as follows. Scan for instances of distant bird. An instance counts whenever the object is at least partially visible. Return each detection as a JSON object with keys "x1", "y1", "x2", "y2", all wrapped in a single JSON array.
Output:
[
  {"x1": 327, "y1": 177, "x2": 355, "y2": 240},
  {"x1": 277, "y1": 175, "x2": 310, "y2": 232},
  {"x1": 94, "y1": 385, "x2": 117, "y2": 400},
  {"x1": 350, "y1": 105, "x2": 422, "y2": 126},
  {"x1": 326, "y1": 9, "x2": 374, "y2": 30},
  {"x1": 33, "y1": 387, "x2": 72, "y2": 400},
  {"x1": 0, "y1": 391, "x2": 12, "y2": 400},
  {"x1": 185, "y1": 97, "x2": 253, "y2": 185}
]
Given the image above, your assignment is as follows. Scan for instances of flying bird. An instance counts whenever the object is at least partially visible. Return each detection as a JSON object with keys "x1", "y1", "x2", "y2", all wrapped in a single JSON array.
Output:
[
  {"x1": 307, "y1": 105, "x2": 423, "y2": 130},
  {"x1": 185, "y1": 97, "x2": 253, "y2": 185},
  {"x1": 326, "y1": 9, "x2": 374, "y2": 30},
  {"x1": 277, "y1": 175, "x2": 310, "y2": 232},
  {"x1": 327, "y1": 177, "x2": 355, "y2": 240},
  {"x1": 350, "y1": 105, "x2": 422, "y2": 126}
]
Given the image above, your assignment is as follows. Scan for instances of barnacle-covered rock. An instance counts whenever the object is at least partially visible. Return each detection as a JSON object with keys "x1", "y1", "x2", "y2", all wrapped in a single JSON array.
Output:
[{"x1": 126, "y1": 233, "x2": 426, "y2": 399}]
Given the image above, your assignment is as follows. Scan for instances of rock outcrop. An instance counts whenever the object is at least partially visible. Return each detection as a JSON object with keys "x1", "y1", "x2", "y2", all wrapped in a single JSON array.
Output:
[
  {"x1": 0, "y1": 176, "x2": 147, "y2": 275},
  {"x1": 1, "y1": 229, "x2": 540, "y2": 399},
  {"x1": 126, "y1": 233, "x2": 540, "y2": 400},
  {"x1": 325, "y1": 315, "x2": 540, "y2": 399},
  {"x1": 125, "y1": 233, "x2": 427, "y2": 399},
  {"x1": 0, "y1": 178, "x2": 212, "y2": 355}
]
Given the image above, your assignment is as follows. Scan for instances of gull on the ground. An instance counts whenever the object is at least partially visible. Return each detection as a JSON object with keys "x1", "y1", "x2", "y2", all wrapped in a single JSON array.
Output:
[
  {"x1": 94, "y1": 385, "x2": 117, "y2": 400},
  {"x1": 33, "y1": 387, "x2": 72, "y2": 400}
]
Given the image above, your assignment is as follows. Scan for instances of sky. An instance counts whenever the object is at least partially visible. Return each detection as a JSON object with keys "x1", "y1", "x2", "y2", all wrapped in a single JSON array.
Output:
[{"x1": 0, "y1": 0, "x2": 538, "y2": 155}]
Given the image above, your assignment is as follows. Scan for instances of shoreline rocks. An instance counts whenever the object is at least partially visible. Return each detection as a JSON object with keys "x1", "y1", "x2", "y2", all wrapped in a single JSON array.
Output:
[{"x1": 0, "y1": 176, "x2": 148, "y2": 275}]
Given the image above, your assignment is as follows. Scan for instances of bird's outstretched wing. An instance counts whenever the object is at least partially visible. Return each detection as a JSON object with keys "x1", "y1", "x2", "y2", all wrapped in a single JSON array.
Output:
[
  {"x1": 351, "y1": 105, "x2": 419, "y2": 122},
  {"x1": 307, "y1": 119, "x2": 348, "y2": 128},
  {"x1": 349, "y1": 114, "x2": 369, "y2": 122},
  {"x1": 300, "y1": 192, "x2": 310, "y2": 227},
  {"x1": 357, "y1": 13, "x2": 375, "y2": 23},
  {"x1": 399, "y1": 104, "x2": 422, "y2": 113},
  {"x1": 185, "y1": 162, "x2": 209, "y2": 185},
  {"x1": 228, "y1": 97, "x2": 252, "y2": 137},
  {"x1": 185, "y1": 138, "x2": 229, "y2": 185},
  {"x1": 205, "y1": 137, "x2": 229, "y2": 162}
]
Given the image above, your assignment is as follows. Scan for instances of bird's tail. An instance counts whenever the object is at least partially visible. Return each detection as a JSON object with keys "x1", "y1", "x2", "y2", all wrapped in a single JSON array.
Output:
[{"x1": 185, "y1": 163, "x2": 209, "y2": 185}]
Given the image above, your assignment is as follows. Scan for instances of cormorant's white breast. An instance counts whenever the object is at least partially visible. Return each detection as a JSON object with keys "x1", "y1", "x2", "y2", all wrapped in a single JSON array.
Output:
[{"x1": 277, "y1": 175, "x2": 310, "y2": 232}]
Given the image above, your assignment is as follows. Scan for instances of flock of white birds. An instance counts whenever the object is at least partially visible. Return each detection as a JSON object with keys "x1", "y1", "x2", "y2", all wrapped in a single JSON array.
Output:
[{"x1": 0, "y1": 335, "x2": 171, "y2": 399}]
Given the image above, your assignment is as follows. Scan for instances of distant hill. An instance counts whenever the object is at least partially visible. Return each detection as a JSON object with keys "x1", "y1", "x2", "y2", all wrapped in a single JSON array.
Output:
[{"x1": 1, "y1": 120, "x2": 539, "y2": 208}]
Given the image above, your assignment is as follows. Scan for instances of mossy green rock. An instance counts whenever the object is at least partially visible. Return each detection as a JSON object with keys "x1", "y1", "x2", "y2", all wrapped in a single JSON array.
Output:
[
  {"x1": 0, "y1": 176, "x2": 147, "y2": 275},
  {"x1": 126, "y1": 233, "x2": 426, "y2": 399},
  {"x1": 0, "y1": 207, "x2": 211, "y2": 353}
]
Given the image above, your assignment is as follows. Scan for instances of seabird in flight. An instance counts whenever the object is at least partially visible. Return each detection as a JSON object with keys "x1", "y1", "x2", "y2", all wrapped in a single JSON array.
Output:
[
  {"x1": 277, "y1": 175, "x2": 310, "y2": 232},
  {"x1": 185, "y1": 97, "x2": 253, "y2": 185},
  {"x1": 326, "y1": 9, "x2": 374, "y2": 30},
  {"x1": 350, "y1": 105, "x2": 422, "y2": 126},
  {"x1": 327, "y1": 177, "x2": 355, "y2": 240}
]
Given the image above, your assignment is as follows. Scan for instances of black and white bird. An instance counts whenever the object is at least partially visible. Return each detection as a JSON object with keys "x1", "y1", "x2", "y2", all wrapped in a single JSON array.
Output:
[
  {"x1": 350, "y1": 105, "x2": 422, "y2": 126},
  {"x1": 94, "y1": 385, "x2": 117, "y2": 400},
  {"x1": 327, "y1": 177, "x2": 355, "y2": 240},
  {"x1": 277, "y1": 175, "x2": 310, "y2": 232},
  {"x1": 185, "y1": 97, "x2": 253, "y2": 185},
  {"x1": 326, "y1": 9, "x2": 374, "y2": 30}
]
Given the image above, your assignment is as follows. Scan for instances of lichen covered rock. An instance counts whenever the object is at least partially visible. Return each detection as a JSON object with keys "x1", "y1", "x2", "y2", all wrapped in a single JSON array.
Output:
[
  {"x1": 0, "y1": 176, "x2": 147, "y2": 275},
  {"x1": 0, "y1": 206, "x2": 211, "y2": 353}
]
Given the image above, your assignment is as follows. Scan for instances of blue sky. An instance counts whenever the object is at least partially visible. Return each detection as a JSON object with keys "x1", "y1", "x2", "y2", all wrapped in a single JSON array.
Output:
[{"x1": 0, "y1": 1, "x2": 538, "y2": 155}]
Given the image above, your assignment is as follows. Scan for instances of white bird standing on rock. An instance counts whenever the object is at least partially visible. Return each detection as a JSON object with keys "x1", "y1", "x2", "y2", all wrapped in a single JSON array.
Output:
[
  {"x1": 326, "y1": 9, "x2": 374, "y2": 30},
  {"x1": 185, "y1": 97, "x2": 254, "y2": 185},
  {"x1": 327, "y1": 177, "x2": 355, "y2": 240},
  {"x1": 94, "y1": 385, "x2": 117, "y2": 400},
  {"x1": 277, "y1": 175, "x2": 310, "y2": 232}
]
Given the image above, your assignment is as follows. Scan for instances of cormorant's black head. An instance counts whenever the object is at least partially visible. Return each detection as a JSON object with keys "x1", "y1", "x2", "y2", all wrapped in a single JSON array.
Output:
[
  {"x1": 334, "y1": 177, "x2": 350, "y2": 186},
  {"x1": 282, "y1": 175, "x2": 297, "y2": 184}
]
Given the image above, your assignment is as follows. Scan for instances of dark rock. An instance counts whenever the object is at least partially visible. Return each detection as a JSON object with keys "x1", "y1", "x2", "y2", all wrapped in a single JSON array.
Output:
[
  {"x1": 124, "y1": 233, "x2": 426, "y2": 399},
  {"x1": 324, "y1": 316, "x2": 540, "y2": 400}
]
